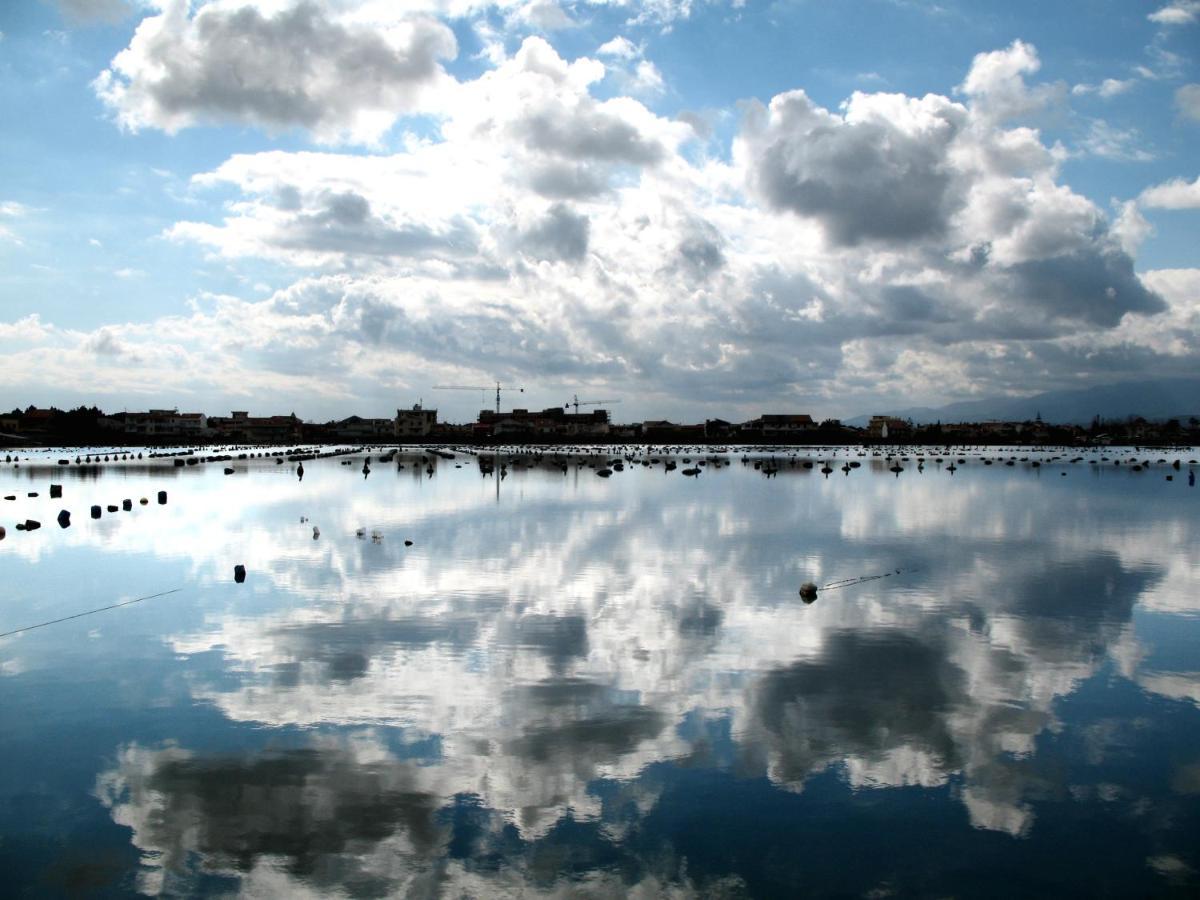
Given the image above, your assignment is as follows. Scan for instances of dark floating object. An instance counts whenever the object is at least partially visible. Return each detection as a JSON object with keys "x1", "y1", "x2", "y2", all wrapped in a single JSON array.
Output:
[
  {"x1": 234, "y1": 564, "x2": 246, "y2": 583},
  {"x1": 57, "y1": 510, "x2": 71, "y2": 529},
  {"x1": 223, "y1": 467, "x2": 234, "y2": 475},
  {"x1": 22, "y1": 519, "x2": 41, "y2": 531},
  {"x1": 404, "y1": 539, "x2": 413, "y2": 546},
  {"x1": 49, "y1": 484, "x2": 62, "y2": 498},
  {"x1": 107, "y1": 505, "x2": 118, "y2": 513},
  {"x1": 139, "y1": 497, "x2": 148, "y2": 505},
  {"x1": 596, "y1": 468, "x2": 612, "y2": 477},
  {"x1": 0, "y1": 525, "x2": 5, "y2": 540},
  {"x1": 799, "y1": 582, "x2": 819, "y2": 603},
  {"x1": 91, "y1": 505, "x2": 102, "y2": 519},
  {"x1": 122, "y1": 499, "x2": 132, "y2": 511},
  {"x1": 157, "y1": 491, "x2": 167, "y2": 505},
  {"x1": 682, "y1": 467, "x2": 701, "y2": 476}
]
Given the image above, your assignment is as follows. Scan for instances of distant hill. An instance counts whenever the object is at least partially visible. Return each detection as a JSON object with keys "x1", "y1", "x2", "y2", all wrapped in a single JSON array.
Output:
[{"x1": 845, "y1": 378, "x2": 1200, "y2": 427}]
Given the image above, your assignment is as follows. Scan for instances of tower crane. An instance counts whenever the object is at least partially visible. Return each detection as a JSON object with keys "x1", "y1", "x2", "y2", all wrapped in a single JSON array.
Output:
[
  {"x1": 433, "y1": 382, "x2": 524, "y2": 414},
  {"x1": 566, "y1": 395, "x2": 621, "y2": 414}
]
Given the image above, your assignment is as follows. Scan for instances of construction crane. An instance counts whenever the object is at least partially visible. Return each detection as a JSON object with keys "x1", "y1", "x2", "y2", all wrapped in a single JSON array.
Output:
[
  {"x1": 433, "y1": 382, "x2": 524, "y2": 414},
  {"x1": 566, "y1": 395, "x2": 621, "y2": 414}
]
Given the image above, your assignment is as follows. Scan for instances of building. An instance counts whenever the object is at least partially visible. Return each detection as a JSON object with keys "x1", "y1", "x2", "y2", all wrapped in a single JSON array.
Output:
[
  {"x1": 330, "y1": 416, "x2": 395, "y2": 441},
  {"x1": 395, "y1": 404, "x2": 438, "y2": 439},
  {"x1": 868, "y1": 416, "x2": 912, "y2": 440},
  {"x1": 118, "y1": 409, "x2": 209, "y2": 439},
  {"x1": 641, "y1": 420, "x2": 706, "y2": 442},
  {"x1": 208, "y1": 411, "x2": 302, "y2": 444},
  {"x1": 476, "y1": 407, "x2": 610, "y2": 439},
  {"x1": 742, "y1": 414, "x2": 816, "y2": 438}
]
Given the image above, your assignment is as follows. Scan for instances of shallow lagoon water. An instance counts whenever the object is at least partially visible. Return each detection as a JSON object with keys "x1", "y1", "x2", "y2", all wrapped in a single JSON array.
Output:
[{"x1": 2, "y1": 446, "x2": 1199, "y2": 897}]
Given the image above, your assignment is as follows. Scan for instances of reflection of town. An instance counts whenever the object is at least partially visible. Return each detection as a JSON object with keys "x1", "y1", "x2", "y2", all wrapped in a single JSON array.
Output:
[
  {"x1": 36, "y1": 459, "x2": 1194, "y2": 895},
  {"x1": 5, "y1": 402, "x2": 1199, "y2": 446}
]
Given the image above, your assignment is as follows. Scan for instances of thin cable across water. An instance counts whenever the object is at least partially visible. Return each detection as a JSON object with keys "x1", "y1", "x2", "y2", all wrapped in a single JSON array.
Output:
[{"x1": 0, "y1": 588, "x2": 183, "y2": 639}]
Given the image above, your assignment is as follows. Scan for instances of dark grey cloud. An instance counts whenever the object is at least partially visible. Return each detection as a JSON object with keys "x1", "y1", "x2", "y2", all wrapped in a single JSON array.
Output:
[
  {"x1": 1005, "y1": 246, "x2": 1166, "y2": 327},
  {"x1": 97, "y1": 2, "x2": 455, "y2": 140},
  {"x1": 518, "y1": 203, "x2": 590, "y2": 262},
  {"x1": 746, "y1": 91, "x2": 966, "y2": 246},
  {"x1": 270, "y1": 616, "x2": 481, "y2": 682},
  {"x1": 52, "y1": 0, "x2": 131, "y2": 23},
  {"x1": 675, "y1": 219, "x2": 726, "y2": 280},
  {"x1": 527, "y1": 162, "x2": 610, "y2": 199},
  {"x1": 277, "y1": 190, "x2": 478, "y2": 260},
  {"x1": 748, "y1": 630, "x2": 967, "y2": 785},
  {"x1": 97, "y1": 742, "x2": 445, "y2": 890},
  {"x1": 514, "y1": 107, "x2": 665, "y2": 165}
]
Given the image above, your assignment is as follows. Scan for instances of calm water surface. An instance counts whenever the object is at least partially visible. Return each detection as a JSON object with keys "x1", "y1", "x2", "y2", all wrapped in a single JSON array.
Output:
[{"x1": 2, "y1": 446, "x2": 1199, "y2": 897}]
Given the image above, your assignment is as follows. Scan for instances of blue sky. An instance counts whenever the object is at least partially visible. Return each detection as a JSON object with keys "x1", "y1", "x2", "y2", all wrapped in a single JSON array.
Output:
[{"x1": 0, "y1": 0, "x2": 1197, "y2": 423}]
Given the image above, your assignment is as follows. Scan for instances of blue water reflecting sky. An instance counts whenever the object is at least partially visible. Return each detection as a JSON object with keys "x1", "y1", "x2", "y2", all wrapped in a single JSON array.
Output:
[{"x1": 2, "y1": 447, "x2": 1199, "y2": 896}]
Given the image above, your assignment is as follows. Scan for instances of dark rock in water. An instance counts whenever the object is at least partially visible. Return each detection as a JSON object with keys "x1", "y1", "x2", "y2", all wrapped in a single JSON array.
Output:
[
  {"x1": 404, "y1": 539, "x2": 413, "y2": 546},
  {"x1": 799, "y1": 582, "x2": 819, "y2": 602},
  {"x1": 157, "y1": 491, "x2": 167, "y2": 504},
  {"x1": 234, "y1": 564, "x2": 247, "y2": 584},
  {"x1": 23, "y1": 519, "x2": 41, "y2": 531},
  {"x1": 3, "y1": 495, "x2": 14, "y2": 501},
  {"x1": 27, "y1": 492, "x2": 38, "y2": 498},
  {"x1": 50, "y1": 484, "x2": 62, "y2": 498},
  {"x1": 682, "y1": 467, "x2": 701, "y2": 476},
  {"x1": 174, "y1": 459, "x2": 185, "y2": 467},
  {"x1": 91, "y1": 505, "x2": 102, "y2": 519},
  {"x1": 0, "y1": 525, "x2": 5, "y2": 540},
  {"x1": 122, "y1": 499, "x2": 132, "y2": 511},
  {"x1": 57, "y1": 510, "x2": 71, "y2": 528},
  {"x1": 223, "y1": 467, "x2": 234, "y2": 475},
  {"x1": 596, "y1": 468, "x2": 613, "y2": 477}
]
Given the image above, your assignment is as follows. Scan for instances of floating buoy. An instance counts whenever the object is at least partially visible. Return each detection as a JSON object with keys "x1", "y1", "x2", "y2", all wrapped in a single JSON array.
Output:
[
  {"x1": 140, "y1": 497, "x2": 148, "y2": 505},
  {"x1": 122, "y1": 499, "x2": 132, "y2": 511},
  {"x1": 404, "y1": 539, "x2": 413, "y2": 546},
  {"x1": 157, "y1": 491, "x2": 167, "y2": 504},
  {"x1": 106, "y1": 505, "x2": 118, "y2": 513},
  {"x1": 799, "y1": 582, "x2": 819, "y2": 602},
  {"x1": 91, "y1": 505, "x2": 102, "y2": 519},
  {"x1": 0, "y1": 526, "x2": 5, "y2": 540},
  {"x1": 233, "y1": 564, "x2": 246, "y2": 583},
  {"x1": 57, "y1": 510, "x2": 71, "y2": 528},
  {"x1": 49, "y1": 484, "x2": 62, "y2": 498}
]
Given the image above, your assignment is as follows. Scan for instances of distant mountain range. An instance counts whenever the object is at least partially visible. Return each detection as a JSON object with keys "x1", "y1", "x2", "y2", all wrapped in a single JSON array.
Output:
[{"x1": 845, "y1": 378, "x2": 1200, "y2": 427}]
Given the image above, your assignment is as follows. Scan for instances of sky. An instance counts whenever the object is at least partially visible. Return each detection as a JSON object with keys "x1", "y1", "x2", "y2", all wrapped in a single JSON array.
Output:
[{"x1": 0, "y1": 0, "x2": 1197, "y2": 425}]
